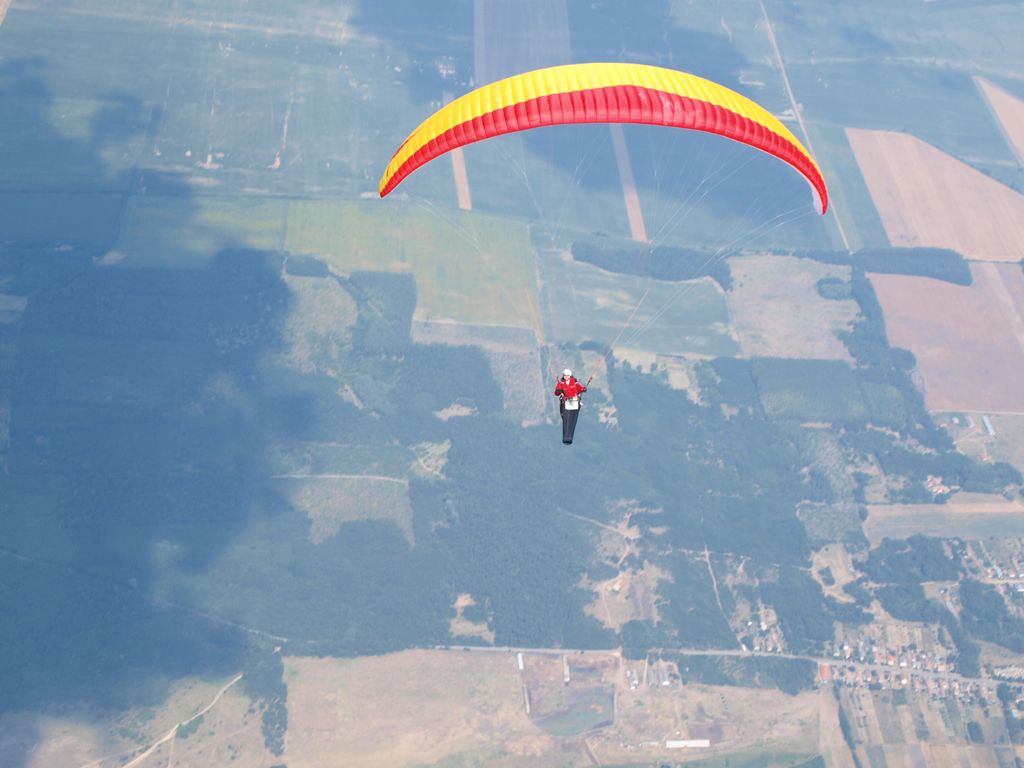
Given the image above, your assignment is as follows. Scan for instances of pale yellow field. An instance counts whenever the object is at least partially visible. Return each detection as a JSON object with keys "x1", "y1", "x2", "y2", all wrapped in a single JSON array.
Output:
[
  {"x1": 595, "y1": 675, "x2": 821, "y2": 764},
  {"x1": 815, "y1": 688, "x2": 858, "y2": 768},
  {"x1": 126, "y1": 687, "x2": 276, "y2": 768},
  {"x1": 871, "y1": 264, "x2": 1024, "y2": 412},
  {"x1": 864, "y1": 497, "x2": 1024, "y2": 545},
  {"x1": 810, "y1": 543, "x2": 860, "y2": 604},
  {"x1": 976, "y1": 77, "x2": 1024, "y2": 165},
  {"x1": 283, "y1": 650, "x2": 824, "y2": 768},
  {"x1": 727, "y1": 254, "x2": 857, "y2": 360},
  {"x1": 847, "y1": 128, "x2": 1024, "y2": 260},
  {"x1": 283, "y1": 651, "x2": 558, "y2": 768}
]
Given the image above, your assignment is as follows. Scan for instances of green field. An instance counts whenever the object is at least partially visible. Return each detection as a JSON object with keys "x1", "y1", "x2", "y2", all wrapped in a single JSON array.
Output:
[
  {"x1": 533, "y1": 685, "x2": 615, "y2": 736},
  {"x1": 285, "y1": 200, "x2": 543, "y2": 329},
  {"x1": 115, "y1": 194, "x2": 544, "y2": 329},
  {"x1": 542, "y1": 252, "x2": 739, "y2": 357}
]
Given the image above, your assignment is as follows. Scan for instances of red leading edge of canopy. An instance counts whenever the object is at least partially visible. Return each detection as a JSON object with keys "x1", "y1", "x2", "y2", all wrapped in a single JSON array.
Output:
[{"x1": 379, "y1": 84, "x2": 828, "y2": 214}]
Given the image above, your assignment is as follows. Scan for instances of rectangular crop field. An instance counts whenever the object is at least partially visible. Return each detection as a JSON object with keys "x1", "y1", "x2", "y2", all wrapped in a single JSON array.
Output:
[
  {"x1": 541, "y1": 252, "x2": 738, "y2": 357},
  {"x1": 285, "y1": 200, "x2": 543, "y2": 332},
  {"x1": 864, "y1": 500, "x2": 1024, "y2": 545},
  {"x1": 872, "y1": 264, "x2": 1024, "y2": 413},
  {"x1": 848, "y1": 129, "x2": 1024, "y2": 261}
]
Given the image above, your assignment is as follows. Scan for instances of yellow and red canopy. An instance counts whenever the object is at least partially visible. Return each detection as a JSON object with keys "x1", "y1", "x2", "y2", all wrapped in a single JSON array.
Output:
[{"x1": 379, "y1": 62, "x2": 828, "y2": 213}]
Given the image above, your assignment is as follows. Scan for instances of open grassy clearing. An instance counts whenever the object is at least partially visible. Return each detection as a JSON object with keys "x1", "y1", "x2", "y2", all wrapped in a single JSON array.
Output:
[
  {"x1": 283, "y1": 651, "x2": 555, "y2": 768},
  {"x1": 727, "y1": 254, "x2": 857, "y2": 360},
  {"x1": 811, "y1": 544, "x2": 860, "y2": 605},
  {"x1": 578, "y1": 507, "x2": 657, "y2": 632},
  {"x1": 542, "y1": 251, "x2": 738, "y2": 357},
  {"x1": 948, "y1": 412, "x2": 1024, "y2": 475},
  {"x1": 864, "y1": 499, "x2": 1024, "y2": 545},
  {"x1": 121, "y1": 687, "x2": 275, "y2": 768},
  {"x1": 275, "y1": 475, "x2": 413, "y2": 546},
  {"x1": 280, "y1": 271, "x2": 359, "y2": 375},
  {"x1": 871, "y1": 265, "x2": 1024, "y2": 413},
  {"x1": 594, "y1": 675, "x2": 821, "y2": 765},
  {"x1": 449, "y1": 593, "x2": 494, "y2": 644},
  {"x1": 411, "y1": 320, "x2": 547, "y2": 426},
  {"x1": 0, "y1": 676, "x2": 258, "y2": 768},
  {"x1": 284, "y1": 650, "x2": 824, "y2": 768},
  {"x1": 848, "y1": 129, "x2": 1024, "y2": 260},
  {"x1": 266, "y1": 439, "x2": 414, "y2": 479},
  {"x1": 585, "y1": 562, "x2": 668, "y2": 631}
]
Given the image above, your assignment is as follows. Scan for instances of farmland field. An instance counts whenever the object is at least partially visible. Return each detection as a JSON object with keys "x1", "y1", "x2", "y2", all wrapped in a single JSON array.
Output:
[
  {"x1": 864, "y1": 500, "x2": 1024, "y2": 545},
  {"x1": 848, "y1": 129, "x2": 1024, "y2": 260},
  {"x1": 871, "y1": 264, "x2": 1024, "y2": 412},
  {"x1": 285, "y1": 200, "x2": 543, "y2": 331},
  {"x1": 976, "y1": 77, "x2": 1024, "y2": 165},
  {"x1": 727, "y1": 254, "x2": 857, "y2": 360},
  {"x1": 283, "y1": 650, "x2": 826, "y2": 768},
  {"x1": 541, "y1": 251, "x2": 738, "y2": 358}
]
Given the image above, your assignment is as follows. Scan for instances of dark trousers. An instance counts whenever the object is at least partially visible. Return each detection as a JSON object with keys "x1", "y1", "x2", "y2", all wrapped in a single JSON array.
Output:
[{"x1": 560, "y1": 402, "x2": 579, "y2": 444}]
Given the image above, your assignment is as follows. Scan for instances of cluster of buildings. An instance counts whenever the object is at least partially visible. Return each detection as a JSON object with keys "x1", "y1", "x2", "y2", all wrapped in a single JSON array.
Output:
[
  {"x1": 962, "y1": 540, "x2": 1024, "y2": 583},
  {"x1": 624, "y1": 659, "x2": 677, "y2": 691},
  {"x1": 740, "y1": 616, "x2": 787, "y2": 655},
  {"x1": 827, "y1": 637, "x2": 956, "y2": 675},
  {"x1": 924, "y1": 474, "x2": 952, "y2": 496},
  {"x1": 822, "y1": 661, "x2": 995, "y2": 703}
]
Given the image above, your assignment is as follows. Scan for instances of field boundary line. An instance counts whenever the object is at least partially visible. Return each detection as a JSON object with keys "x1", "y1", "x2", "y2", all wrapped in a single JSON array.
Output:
[{"x1": 759, "y1": 0, "x2": 850, "y2": 251}]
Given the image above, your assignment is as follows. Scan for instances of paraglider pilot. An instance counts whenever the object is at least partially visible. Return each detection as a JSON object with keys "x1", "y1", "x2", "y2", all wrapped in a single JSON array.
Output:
[{"x1": 554, "y1": 369, "x2": 587, "y2": 445}]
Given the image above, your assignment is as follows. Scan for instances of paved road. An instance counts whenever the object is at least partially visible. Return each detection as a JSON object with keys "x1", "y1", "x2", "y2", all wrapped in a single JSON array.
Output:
[{"x1": 438, "y1": 643, "x2": 995, "y2": 687}]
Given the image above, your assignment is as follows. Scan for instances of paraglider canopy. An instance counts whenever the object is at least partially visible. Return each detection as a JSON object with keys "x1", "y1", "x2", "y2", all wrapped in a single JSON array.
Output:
[{"x1": 379, "y1": 62, "x2": 828, "y2": 214}]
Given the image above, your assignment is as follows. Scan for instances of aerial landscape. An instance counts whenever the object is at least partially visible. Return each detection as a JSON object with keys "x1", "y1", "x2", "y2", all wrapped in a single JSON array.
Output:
[{"x1": 2, "y1": 1, "x2": 1024, "y2": 767}]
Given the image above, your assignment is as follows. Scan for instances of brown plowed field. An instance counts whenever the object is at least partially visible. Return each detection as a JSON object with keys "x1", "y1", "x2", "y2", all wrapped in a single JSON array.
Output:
[
  {"x1": 871, "y1": 263, "x2": 1024, "y2": 412},
  {"x1": 976, "y1": 77, "x2": 1024, "y2": 165},
  {"x1": 848, "y1": 128, "x2": 1024, "y2": 261}
]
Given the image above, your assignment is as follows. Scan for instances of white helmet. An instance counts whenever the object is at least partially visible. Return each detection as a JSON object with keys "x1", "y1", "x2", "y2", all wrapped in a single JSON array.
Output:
[{"x1": 563, "y1": 369, "x2": 572, "y2": 377}]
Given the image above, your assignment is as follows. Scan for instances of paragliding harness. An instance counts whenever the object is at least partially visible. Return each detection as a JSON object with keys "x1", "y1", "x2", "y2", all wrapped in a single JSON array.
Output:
[{"x1": 556, "y1": 375, "x2": 592, "y2": 444}]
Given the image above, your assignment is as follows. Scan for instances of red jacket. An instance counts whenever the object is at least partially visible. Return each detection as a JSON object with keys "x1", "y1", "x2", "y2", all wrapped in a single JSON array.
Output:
[{"x1": 554, "y1": 377, "x2": 587, "y2": 399}]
